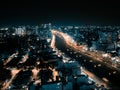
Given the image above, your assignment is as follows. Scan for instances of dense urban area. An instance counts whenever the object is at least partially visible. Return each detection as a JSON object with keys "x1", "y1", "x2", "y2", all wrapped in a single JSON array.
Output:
[{"x1": 1, "y1": 23, "x2": 120, "y2": 90}]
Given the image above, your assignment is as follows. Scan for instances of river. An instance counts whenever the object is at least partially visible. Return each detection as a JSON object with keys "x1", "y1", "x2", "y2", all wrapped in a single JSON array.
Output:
[{"x1": 54, "y1": 35, "x2": 120, "y2": 90}]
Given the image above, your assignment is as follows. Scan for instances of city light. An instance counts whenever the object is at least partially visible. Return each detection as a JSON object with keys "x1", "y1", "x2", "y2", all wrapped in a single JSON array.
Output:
[{"x1": 1, "y1": 25, "x2": 120, "y2": 90}]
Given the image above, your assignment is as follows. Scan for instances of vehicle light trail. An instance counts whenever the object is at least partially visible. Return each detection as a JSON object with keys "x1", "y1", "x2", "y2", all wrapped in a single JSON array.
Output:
[
  {"x1": 51, "y1": 29, "x2": 111, "y2": 89},
  {"x1": 81, "y1": 67, "x2": 109, "y2": 89},
  {"x1": 51, "y1": 30, "x2": 120, "y2": 72}
]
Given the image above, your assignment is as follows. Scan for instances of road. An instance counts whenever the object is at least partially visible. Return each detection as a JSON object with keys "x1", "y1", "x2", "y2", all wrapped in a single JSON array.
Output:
[
  {"x1": 2, "y1": 69, "x2": 21, "y2": 90},
  {"x1": 52, "y1": 30, "x2": 120, "y2": 89},
  {"x1": 4, "y1": 52, "x2": 18, "y2": 66},
  {"x1": 81, "y1": 67, "x2": 108, "y2": 88},
  {"x1": 32, "y1": 68, "x2": 40, "y2": 80},
  {"x1": 51, "y1": 30, "x2": 120, "y2": 70}
]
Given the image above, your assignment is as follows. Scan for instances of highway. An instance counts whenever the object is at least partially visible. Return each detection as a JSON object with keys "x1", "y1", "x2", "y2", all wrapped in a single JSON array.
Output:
[
  {"x1": 51, "y1": 30, "x2": 120, "y2": 89},
  {"x1": 51, "y1": 30, "x2": 119, "y2": 70}
]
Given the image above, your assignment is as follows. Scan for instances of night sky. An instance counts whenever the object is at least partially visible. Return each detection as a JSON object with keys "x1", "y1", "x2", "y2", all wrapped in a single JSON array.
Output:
[{"x1": 0, "y1": 0, "x2": 120, "y2": 26}]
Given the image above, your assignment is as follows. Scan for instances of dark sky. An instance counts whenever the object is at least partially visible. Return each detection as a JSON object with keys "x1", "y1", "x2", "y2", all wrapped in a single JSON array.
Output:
[{"x1": 0, "y1": 0, "x2": 120, "y2": 26}]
